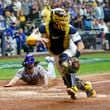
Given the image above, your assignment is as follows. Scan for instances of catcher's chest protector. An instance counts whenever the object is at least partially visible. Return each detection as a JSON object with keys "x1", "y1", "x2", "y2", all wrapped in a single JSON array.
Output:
[{"x1": 45, "y1": 24, "x2": 70, "y2": 55}]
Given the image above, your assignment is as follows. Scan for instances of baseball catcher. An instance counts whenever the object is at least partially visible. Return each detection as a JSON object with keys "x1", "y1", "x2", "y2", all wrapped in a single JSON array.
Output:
[{"x1": 26, "y1": 8, "x2": 96, "y2": 99}]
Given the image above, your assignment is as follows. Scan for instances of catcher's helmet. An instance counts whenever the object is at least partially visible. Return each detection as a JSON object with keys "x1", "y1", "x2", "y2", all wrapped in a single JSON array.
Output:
[
  {"x1": 51, "y1": 8, "x2": 70, "y2": 31},
  {"x1": 24, "y1": 54, "x2": 35, "y2": 65}
]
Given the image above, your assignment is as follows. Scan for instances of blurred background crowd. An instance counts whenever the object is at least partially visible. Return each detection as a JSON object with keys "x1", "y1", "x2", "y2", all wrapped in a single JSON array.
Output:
[{"x1": 0, "y1": 0, "x2": 110, "y2": 56}]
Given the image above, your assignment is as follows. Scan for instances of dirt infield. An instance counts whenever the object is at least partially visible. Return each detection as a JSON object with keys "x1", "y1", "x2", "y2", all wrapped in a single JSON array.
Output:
[{"x1": 0, "y1": 73, "x2": 110, "y2": 110}]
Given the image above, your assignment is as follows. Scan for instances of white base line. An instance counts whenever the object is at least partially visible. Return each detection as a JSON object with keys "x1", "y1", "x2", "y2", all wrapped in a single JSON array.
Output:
[{"x1": 92, "y1": 80, "x2": 110, "y2": 84}]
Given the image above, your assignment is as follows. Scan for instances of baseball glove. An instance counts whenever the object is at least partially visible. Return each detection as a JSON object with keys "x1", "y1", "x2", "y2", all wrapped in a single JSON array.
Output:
[
  {"x1": 68, "y1": 57, "x2": 80, "y2": 73},
  {"x1": 61, "y1": 57, "x2": 80, "y2": 73}
]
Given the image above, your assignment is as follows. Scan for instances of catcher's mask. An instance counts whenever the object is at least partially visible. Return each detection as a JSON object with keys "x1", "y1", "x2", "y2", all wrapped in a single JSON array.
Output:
[
  {"x1": 23, "y1": 54, "x2": 35, "y2": 69},
  {"x1": 51, "y1": 8, "x2": 70, "y2": 31}
]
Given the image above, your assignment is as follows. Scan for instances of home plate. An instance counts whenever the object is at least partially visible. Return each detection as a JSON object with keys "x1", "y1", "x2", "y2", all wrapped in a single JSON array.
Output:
[
  {"x1": 96, "y1": 94, "x2": 109, "y2": 98},
  {"x1": 77, "y1": 92, "x2": 87, "y2": 98}
]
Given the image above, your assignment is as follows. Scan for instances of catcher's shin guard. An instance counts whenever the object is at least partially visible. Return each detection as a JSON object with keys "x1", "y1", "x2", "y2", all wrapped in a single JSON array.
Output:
[
  {"x1": 62, "y1": 73, "x2": 76, "y2": 87},
  {"x1": 62, "y1": 74, "x2": 79, "y2": 99},
  {"x1": 59, "y1": 53, "x2": 80, "y2": 99},
  {"x1": 84, "y1": 81, "x2": 96, "y2": 97},
  {"x1": 75, "y1": 77, "x2": 85, "y2": 90},
  {"x1": 59, "y1": 53, "x2": 77, "y2": 87},
  {"x1": 75, "y1": 78, "x2": 96, "y2": 97},
  {"x1": 62, "y1": 74, "x2": 72, "y2": 87}
]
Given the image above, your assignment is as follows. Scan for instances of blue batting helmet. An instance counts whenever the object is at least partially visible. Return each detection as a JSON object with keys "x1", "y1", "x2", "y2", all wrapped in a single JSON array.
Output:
[{"x1": 24, "y1": 54, "x2": 35, "y2": 65}]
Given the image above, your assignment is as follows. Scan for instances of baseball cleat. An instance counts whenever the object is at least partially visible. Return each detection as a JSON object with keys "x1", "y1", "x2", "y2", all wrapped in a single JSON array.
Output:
[
  {"x1": 45, "y1": 56, "x2": 55, "y2": 63},
  {"x1": 67, "y1": 86, "x2": 78, "y2": 99},
  {"x1": 86, "y1": 89, "x2": 96, "y2": 98}
]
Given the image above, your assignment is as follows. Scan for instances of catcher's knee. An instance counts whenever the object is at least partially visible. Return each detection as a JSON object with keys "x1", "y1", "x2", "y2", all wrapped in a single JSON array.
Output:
[
  {"x1": 84, "y1": 81, "x2": 93, "y2": 90},
  {"x1": 76, "y1": 79, "x2": 93, "y2": 91},
  {"x1": 59, "y1": 53, "x2": 69, "y2": 66},
  {"x1": 84, "y1": 81, "x2": 96, "y2": 97},
  {"x1": 59, "y1": 53, "x2": 80, "y2": 73},
  {"x1": 75, "y1": 78, "x2": 96, "y2": 97}
]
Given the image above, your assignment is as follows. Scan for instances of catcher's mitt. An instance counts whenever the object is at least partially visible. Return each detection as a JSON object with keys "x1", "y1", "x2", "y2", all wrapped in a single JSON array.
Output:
[
  {"x1": 61, "y1": 57, "x2": 80, "y2": 73},
  {"x1": 68, "y1": 57, "x2": 80, "y2": 73}
]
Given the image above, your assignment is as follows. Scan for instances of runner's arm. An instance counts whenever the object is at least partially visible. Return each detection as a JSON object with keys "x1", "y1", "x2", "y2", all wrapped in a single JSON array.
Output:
[{"x1": 4, "y1": 76, "x2": 20, "y2": 87}]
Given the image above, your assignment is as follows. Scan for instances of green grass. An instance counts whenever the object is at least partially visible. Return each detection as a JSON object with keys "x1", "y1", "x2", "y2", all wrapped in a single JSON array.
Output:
[
  {"x1": 80, "y1": 53, "x2": 110, "y2": 59},
  {"x1": 78, "y1": 62, "x2": 110, "y2": 76},
  {"x1": 0, "y1": 69, "x2": 18, "y2": 79},
  {"x1": 78, "y1": 53, "x2": 110, "y2": 76},
  {"x1": 0, "y1": 53, "x2": 110, "y2": 79}
]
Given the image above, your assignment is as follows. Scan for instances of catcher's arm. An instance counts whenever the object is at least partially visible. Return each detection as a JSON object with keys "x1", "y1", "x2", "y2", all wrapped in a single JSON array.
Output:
[
  {"x1": 4, "y1": 76, "x2": 20, "y2": 87},
  {"x1": 26, "y1": 28, "x2": 49, "y2": 46}
]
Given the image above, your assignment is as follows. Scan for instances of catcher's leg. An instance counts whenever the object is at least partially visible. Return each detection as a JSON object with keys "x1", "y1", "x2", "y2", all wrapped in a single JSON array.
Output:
[
  {"x1": 75, "y1": 77, "x2": 96, "y2": 97},
  {"x1": 59, "y1": 53, "x2": 80, "y2": 99}
]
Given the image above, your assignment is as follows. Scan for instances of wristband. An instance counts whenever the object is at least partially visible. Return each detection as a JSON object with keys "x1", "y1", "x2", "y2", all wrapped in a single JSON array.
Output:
[{"x1": 75, "y1": 50, "x2": 80, "y2": 58}]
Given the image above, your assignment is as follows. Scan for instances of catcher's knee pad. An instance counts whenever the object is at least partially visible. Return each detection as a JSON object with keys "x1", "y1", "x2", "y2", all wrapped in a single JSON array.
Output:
[
  {"x1": 59, "y1": 53, "x2": 69, "y2": 66},
  {"x1": 77, "y1": 80, "x2": 93, "y2": 91},
  {"x1": 59, "y1": 53, "x2": 80, "y2": 73},
  {"x1": 84, "y1": 81, "x2": 92, "y2": 90}
]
